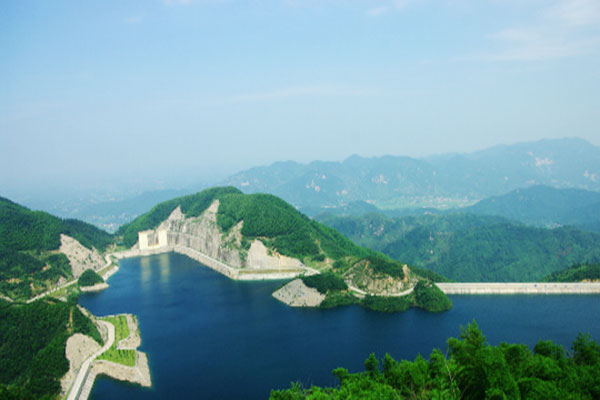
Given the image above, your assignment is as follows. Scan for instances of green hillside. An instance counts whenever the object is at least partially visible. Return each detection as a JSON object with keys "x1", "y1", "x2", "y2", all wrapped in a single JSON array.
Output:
[
  {"x1": 119, "y1": 187, "x2": 405, "y2": 277},
  {"x1": 317, "y1": 212, "x2": 600, "y2": 282},
  {"x1": 467, "y1": 185, "x2": 600, "y2": 232},
  {"x1": 0, "y1": 297, "x2": 102, "y2": 400},
  {"x1": 0, "y1": 197, "x2": 113, "y2": 301},
  {"x1": 271, "y1": 321, "x2": 600, "y2": 400},
  {"x1": 118, "y1": 187, "x2": 451, "y2": 311},
  {"x1": 545, "y1": 264, "x2": 600, "y2": 283}
]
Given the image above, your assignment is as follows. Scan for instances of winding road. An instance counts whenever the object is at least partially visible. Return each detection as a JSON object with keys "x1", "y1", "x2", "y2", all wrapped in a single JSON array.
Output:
[
  {"x1": 26, "y1": 254, "x2": 113, "y2": 304},
  {"x1": 66, "y1": 320, "x2": 115, "y2": 400}
]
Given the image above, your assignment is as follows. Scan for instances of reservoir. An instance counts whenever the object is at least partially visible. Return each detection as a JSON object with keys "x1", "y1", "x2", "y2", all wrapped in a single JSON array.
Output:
[{"x1": 79, "y1": 253, "x2": 600, "y2": 400}]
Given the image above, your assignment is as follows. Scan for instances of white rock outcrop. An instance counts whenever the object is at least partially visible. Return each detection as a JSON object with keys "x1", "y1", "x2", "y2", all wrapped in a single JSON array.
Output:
[{"x1": 59, "y1": 234, "x2": 105, "y2": 278}]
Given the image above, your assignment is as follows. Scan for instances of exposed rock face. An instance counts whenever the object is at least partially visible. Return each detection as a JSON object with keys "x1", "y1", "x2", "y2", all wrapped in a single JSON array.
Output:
[
  {"x1": 148, "y1": 201, "x2": 307, "y2": 273},
  {"x1": 59, "y1": 234, "x2": 105, "y2": 278},
  {"x1": 60, "y1": 334, "x2": 101, "y2": 394},
  {"x1": 345, "y1": 263, "x2": 410, "y2": 296},
  {"x1": 157, "y1": 202, "x2": 245, "y2": 268},
  {"x1": 272, "y1": 278, "x2": 325, "y2": 307}
]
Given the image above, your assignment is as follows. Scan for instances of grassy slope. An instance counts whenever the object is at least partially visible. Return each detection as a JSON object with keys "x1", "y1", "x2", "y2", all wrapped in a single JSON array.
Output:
[
  {"x1": 0, "y1": 197, "x2": 113, "y2": 301},
  {"x1": 97, "y1": 315, "x2": 136, "y2": 367}
]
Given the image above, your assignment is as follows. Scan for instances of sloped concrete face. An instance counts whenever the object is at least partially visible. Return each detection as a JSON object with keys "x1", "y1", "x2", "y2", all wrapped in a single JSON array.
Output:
[{"x1": 437, "y1": 282, "x2": 600, "y2": 294}]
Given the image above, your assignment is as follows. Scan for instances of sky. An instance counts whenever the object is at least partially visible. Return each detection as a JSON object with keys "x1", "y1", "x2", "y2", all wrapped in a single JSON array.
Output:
[{"x1": 1, "y1": 0, "x2": 600, "y2": 197}]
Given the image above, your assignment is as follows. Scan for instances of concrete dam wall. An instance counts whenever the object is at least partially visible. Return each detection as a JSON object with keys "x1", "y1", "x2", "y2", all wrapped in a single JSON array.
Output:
[{"x1": 437, "y1": 282, "x2": 600, "y2": 295}]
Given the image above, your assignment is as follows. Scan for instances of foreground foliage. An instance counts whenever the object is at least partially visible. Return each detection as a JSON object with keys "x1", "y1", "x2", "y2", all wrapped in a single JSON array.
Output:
[
  {"x1": 0, "y1": 298, "x2": 102, "y2": 400},
  {"x1": 271, "y1": 321, "x2": 600, "y2": 400}
]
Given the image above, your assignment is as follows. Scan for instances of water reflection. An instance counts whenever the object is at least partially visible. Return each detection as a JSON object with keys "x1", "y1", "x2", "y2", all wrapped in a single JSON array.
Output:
[
  {"x1": 157, "y1": 253, "x2": 171, "y2": 285},
  {"x1": 140, "y1": 256, "x2": 152, "y2": 288}
]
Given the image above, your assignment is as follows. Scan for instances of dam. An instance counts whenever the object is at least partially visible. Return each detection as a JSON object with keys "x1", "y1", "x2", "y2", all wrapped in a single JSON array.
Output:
[{"x1": 437, "y1": 282, "x2": 600, "y2": 294}]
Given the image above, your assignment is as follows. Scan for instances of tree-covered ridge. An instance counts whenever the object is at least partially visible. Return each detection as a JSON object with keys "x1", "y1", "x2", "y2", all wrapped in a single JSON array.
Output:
[
  {"x1": 118, "y1": 187, "x2": 454, "y2": 311},
  {"x1": 117, "y1": 186, "x2": 242, "y2": 247},
  {"x1": 120, "y1": 187, "x2": 416, "y2": 280},
  {"x1": 317, "y1": 212, "x2": 600, "y2": 282},
  {"x1": 0, "y1": 197, "x2": 113, "y2": 301},
  {"x1": 466, "y1": 185, "x2": 600, "y2": 233},
  {"x1": 78, "y1": 269, "x2": 104, "y2": 287},
  {"x1": 545, "y1": 264, "x2": 600, "y2": 283},
  {"x1": 0, "y1": 298, "x2": 102, "y2": 400},
  {"x1": 271, "y1": 321, "x2": 600, "y2": 399},
  {"x1": 0, "y1": 197, "x2": 112, "y2": 252},
  {"x1": 0, "y1": 252, "x2": 72, "y2": 301},
  {"x1": 215, "y1": 192, "x2": 404, "y2": 276}
]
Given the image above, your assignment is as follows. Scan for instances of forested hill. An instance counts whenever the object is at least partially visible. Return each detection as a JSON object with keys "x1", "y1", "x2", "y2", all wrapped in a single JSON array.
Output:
[
  {"x1": 0, "y1": 197, "x2": 112, "y2": 252},
  {"x1": 117, "y1": 187, "x2": 451, "y2": 311},
  {"x1": 0, "y1": 297, "x2": 102, "y2": 399},
  {"x1": 466, "y1": 185, "x2": 600, "y2": 233},
  {"x1": 545, "y1": 264, "x2": 600, "y2": 283},
  {"x1": 223, "y1": 138, "x2": 600, "y2": 209},
  {"x1": 316, "y1": 212, "x2": 600, "y2": 282},
  {"x1": 118, "y1": 187, "x2": 410, "y2": 279},
  {"x1": 0, "y1": 196, "x2": 113, "y2": 301}
]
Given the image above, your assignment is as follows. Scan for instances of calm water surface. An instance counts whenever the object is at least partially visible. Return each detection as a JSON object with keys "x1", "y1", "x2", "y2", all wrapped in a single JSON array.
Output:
[{"x1": 79, "y1": 253, "x2": 600, "y2": 399}]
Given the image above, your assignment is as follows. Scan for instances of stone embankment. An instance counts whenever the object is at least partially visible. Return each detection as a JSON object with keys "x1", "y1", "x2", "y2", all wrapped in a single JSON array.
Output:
[
  {"x1": 437, "y1": 282, "x2": 600, "y2": 294},
  {"x1": 80, "y1": 283, "x2": 109, "y2": 292}
]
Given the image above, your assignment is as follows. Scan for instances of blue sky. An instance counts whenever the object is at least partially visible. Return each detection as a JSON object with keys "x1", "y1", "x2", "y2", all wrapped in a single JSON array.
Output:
[{"x1": 1, "y1": 0, "x2": 599, "y2": 195}]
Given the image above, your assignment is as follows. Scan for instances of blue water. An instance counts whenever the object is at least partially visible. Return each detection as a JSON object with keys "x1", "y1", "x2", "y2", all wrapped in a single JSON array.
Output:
[{"x1": 80, "y1": 253, "x2": 600, "y2": 400}]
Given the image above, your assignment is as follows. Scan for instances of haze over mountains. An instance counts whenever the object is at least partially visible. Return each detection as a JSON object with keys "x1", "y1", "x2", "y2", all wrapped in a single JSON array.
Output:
[
  {"x1": 225, "y1": 138, "x2": 600, "y2": 210},
  {"x1": 10, "y1": 137, "x2": 600, "y2": 233}
]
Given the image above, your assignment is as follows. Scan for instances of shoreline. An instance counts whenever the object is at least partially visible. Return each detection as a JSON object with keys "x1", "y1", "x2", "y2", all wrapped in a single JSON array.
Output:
[{"x1": 112, "y1": 245, "x2": 309, "y2": 281}]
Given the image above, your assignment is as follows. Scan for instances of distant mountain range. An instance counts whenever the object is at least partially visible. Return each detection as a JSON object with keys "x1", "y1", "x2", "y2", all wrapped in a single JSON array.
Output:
[
  {"x1": 465, "y1": 185, "x2": 600, "y2": 233},
  {"x1": 224, "y1": 138, "x2": 600, "y2": 210}
]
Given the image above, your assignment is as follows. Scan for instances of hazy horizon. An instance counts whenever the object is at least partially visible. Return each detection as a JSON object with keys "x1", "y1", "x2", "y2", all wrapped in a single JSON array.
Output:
[{"x1": 2, "y1": 0, "x2": 600, "y2": 200}]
